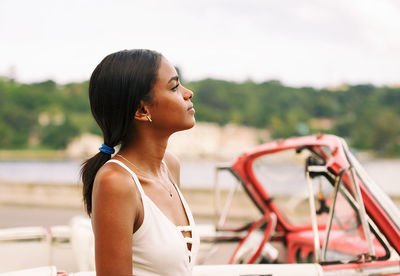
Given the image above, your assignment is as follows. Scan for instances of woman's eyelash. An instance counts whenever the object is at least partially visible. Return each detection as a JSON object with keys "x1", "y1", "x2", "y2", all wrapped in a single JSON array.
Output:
[{"x1": 171, "y1": 83, "x2": 179, "y2": 90}]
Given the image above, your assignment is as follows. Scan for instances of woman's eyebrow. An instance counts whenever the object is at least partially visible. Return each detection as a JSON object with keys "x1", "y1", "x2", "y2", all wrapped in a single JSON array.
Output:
[{"x1": 168, "y1": 76, "x2": 179, "y2": 83}]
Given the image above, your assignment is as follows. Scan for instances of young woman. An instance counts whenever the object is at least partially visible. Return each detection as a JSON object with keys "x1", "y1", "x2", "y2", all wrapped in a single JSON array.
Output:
[{"x1": 81, "y1": 49, "x2": 199, "y2": 276}]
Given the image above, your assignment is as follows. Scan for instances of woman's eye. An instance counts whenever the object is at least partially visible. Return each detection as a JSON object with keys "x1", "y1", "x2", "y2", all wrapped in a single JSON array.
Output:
[{"x1": 171, "y1": 83, "x2": 179, "y2": 91}]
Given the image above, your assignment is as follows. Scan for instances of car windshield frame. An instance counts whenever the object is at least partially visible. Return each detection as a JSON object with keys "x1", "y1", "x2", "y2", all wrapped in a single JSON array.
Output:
[{"x1": 344, "y1": 146, "x2": 400, "y2": 231}]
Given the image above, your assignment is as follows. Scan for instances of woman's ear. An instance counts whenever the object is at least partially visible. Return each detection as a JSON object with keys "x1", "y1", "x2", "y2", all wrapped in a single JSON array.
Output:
[{"x1": 134, "y1": 101, "x2": 151, "y2": 122}]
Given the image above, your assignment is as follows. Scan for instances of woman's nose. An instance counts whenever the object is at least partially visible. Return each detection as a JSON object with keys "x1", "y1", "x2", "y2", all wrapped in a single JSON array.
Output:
[{"x1": 183, "y1": 86, "x2": 193, "y2": 100}]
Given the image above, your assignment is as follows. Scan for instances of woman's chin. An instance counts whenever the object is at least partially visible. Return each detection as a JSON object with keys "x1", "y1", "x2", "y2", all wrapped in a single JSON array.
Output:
[
  {"x1": 188, "y1": 118, "x2": 196, "y2": 129},
  {"x1": 180, "y1": 118, "x2": 196, "y2": 131}
]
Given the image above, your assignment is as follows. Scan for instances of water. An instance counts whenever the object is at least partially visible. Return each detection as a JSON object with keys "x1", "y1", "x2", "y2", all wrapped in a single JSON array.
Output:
[
  {"x1": 0, "y1": 159, "x2": 399, "y2": 195},
  {"x1": 0, "y1": 159, "x2": 82, "y2": 185},
  {"x1": 0, "y1": 159, "x2": 222, "y2": 189},
  {"x1": 362, "y1": 160, "x2": 400, "y2": 195}
]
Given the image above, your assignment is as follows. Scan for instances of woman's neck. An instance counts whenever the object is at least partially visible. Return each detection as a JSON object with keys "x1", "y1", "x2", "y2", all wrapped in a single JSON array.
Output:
[{"x1": 118, "y1": 131, "x2": 169, "y2": 177}]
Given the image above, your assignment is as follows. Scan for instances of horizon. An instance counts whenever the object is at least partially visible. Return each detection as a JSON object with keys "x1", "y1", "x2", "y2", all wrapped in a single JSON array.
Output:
[{"x1": 1, "y1": 74, "x2": 399, "y2": 90}]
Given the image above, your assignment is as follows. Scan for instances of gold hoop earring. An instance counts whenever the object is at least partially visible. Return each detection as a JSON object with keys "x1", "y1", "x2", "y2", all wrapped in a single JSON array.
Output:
[{"x1": 146, "y1": 115, "x2": 152, "y2": 123}]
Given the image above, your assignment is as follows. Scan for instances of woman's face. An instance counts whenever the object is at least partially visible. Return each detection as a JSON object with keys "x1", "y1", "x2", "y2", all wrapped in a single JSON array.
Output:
[{"x1": 146, "y1": 56, "x2": 195, "y2": 133}]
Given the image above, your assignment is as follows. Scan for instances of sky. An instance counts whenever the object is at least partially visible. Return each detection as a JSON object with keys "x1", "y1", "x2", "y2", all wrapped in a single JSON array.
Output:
[{"x1": 1, "y1": 0, "x2": 400, "y2": 88}]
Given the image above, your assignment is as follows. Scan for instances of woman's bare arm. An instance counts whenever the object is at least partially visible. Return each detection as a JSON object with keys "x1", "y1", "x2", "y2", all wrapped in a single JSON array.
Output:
[{"x1": 92, "y1": 167, "x2": 138, "y2": 276}]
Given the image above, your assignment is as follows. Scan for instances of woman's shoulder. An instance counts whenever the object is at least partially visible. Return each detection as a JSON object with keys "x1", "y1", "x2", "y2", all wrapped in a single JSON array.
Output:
[
  {"x1": 163, "y1": 151, "x2": 181, "y2": 186},
  {"x1": 93, "y1": 161, "x2": 139, "y2": 199}
]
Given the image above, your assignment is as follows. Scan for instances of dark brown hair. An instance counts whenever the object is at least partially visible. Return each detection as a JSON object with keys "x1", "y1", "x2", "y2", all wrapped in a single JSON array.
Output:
[{"x1": 81, "y1": 49, "x2": 162, "y2": 215}]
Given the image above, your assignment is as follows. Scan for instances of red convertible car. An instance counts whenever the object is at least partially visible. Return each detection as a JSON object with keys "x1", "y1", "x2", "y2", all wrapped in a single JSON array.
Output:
[{"x1": 201, "y1": 134, "x2": 400, "y2": 275}]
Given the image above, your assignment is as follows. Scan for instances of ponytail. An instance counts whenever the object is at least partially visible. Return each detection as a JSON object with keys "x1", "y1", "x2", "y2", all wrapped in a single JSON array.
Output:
[{"x1": 81, "y1": 152, "x2": 111, "y2": 215}]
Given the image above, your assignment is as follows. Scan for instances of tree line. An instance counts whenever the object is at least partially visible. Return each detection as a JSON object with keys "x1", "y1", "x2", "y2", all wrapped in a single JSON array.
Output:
[{"x1": 0, "y1": 77, "x2": 399, "y2": 156}]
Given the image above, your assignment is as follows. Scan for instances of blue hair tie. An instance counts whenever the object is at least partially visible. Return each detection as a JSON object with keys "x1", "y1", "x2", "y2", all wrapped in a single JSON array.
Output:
[{"x1": 99, "y1": 143, "x2": 115, "y2": 155}]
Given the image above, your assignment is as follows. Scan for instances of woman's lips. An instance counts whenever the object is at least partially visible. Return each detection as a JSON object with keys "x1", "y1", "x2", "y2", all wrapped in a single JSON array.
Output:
[{"x1": 187, "y1": 106, "x2": 195, "y2": 113}]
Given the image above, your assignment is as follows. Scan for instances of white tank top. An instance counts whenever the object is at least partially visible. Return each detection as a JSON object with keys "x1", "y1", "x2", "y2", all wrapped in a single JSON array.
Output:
[{"x1": 106, "y1": 160, "x2": 200, "y2": 276}]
